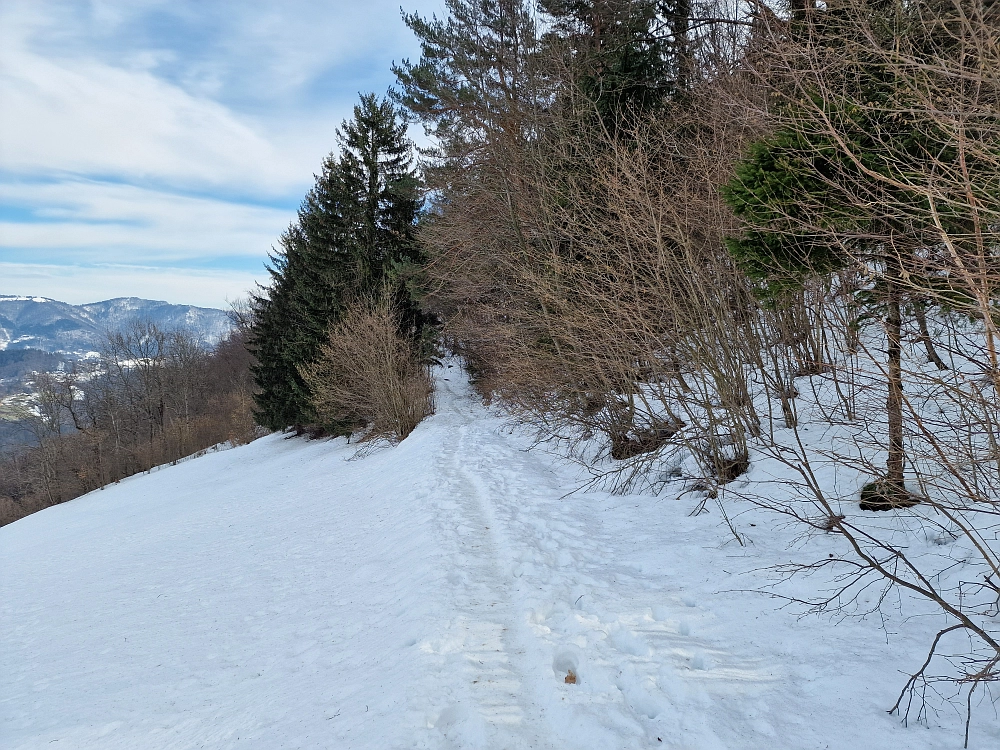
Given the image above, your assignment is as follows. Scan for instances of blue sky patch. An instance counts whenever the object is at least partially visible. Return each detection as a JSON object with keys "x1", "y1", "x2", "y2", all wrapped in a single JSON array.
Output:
[{"x1": 0, "y1": 0, "x2": 443, "y2": 307}]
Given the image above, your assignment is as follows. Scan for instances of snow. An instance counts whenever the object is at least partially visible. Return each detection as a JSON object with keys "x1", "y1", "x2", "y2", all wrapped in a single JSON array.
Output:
[{"x1": 2, "y1": 366, "x2": 999, "y2": 749}]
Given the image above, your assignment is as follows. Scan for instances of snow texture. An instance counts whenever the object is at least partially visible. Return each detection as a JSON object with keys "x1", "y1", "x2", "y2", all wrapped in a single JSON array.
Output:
[{"x1": 2, "y1": 367, "x2": 999, "y2": 748}]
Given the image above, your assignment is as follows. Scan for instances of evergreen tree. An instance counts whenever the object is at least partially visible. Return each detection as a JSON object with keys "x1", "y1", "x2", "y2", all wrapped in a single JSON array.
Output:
[
  {"x1": 540, "y1": 0, "x2": 695, "y2": 122},
  {"x1": 250, "y1": 95, "x2": 423, "y2": 433},
  {"x1": 722, "y1": 6, "x2": 912, "y2": 506},
  {"x1": 721, "y1": 0, "x2": 993, "y2": 507},
  {"x1": 393, "y1": 0, "x2": 540, "y2": 163}
]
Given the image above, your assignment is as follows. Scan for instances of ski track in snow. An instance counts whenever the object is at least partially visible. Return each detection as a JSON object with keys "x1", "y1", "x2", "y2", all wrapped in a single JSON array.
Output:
[{"x1": 3, "y1": 366, "x2": 999, "y2": 749}]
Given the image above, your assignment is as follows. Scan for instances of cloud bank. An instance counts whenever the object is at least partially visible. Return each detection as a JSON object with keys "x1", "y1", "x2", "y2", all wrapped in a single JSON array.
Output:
[{"x1": 0, "y1": 0, "x2": 443, "y2": 307}]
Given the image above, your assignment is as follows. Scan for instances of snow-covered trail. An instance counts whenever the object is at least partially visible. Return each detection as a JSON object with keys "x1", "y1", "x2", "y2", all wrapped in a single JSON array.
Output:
[{"x1": 3, "y1": 368, "x2": 998, "y2": 749}]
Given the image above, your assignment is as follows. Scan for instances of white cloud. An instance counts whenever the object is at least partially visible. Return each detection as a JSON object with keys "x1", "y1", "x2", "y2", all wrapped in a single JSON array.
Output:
[
  {"x1": 0, "y1": 262, "x2": 263, "y2": 309},
  {"x1": 0, "y1": 0, "x2": 447, "y2": 305},
  {"x1": 0, "y1": 0, "x2": 445, "y2": 193},
  {"x1": 0, "y1": 180, "x2": 294, "y2": 263},
  {"x1": 0, "y1": 38, "x2": 302, "y2": 193}
]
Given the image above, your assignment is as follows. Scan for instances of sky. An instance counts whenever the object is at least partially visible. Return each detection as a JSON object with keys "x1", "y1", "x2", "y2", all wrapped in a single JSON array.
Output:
[{"x1": 0, "y1": 0, "x2": 445, "y2": 309}]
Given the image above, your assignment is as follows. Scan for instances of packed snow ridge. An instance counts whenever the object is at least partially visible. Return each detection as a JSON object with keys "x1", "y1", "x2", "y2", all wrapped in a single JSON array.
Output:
[{"x1": 2, "y1": 365, "x2": 998, "y2": 749}]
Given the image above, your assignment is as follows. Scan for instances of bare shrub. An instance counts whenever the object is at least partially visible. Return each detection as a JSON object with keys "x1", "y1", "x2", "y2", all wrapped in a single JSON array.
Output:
[
  {"x1": 410, "y1": 0, "x2": 999, "y2": 737},
  {"x1": 301, "y1": 296, "x2": 433, "y2": 443},
  {"x1": 418, "y1": 56, "x2": 769, "y2": 492}
]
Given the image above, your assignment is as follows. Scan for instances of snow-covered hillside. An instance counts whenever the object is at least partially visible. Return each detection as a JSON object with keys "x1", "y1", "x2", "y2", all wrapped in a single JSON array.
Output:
[
  {"x1": 0, "y1": 295, "x2": 230, "y2": 357},
  {"x1": 2, "y1": 369, "x2": 997, "y2": 749}
]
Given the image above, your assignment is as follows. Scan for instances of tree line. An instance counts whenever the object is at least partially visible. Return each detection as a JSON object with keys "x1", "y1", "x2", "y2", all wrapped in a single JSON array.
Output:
[
  {"x1": 0, "y1": 321, "x2": 256, "y2": 526},
  {"x1": 246, "y1": 0, "x2": 1000, "y2": 736},
  {"x1": 249, "y1": 95, "x2": 433, "y2": 441}
]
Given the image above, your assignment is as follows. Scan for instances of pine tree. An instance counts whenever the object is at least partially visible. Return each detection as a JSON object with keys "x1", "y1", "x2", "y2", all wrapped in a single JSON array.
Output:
[
  {"x1": 250, "y1": 95, "x2": 423, "y2": 433},
  {"x1": 393, "y1": 0, "x2": 540, "y2": 163},
  {"x1": 540, "y1": 0, "x2": 695, "y2": 123}
]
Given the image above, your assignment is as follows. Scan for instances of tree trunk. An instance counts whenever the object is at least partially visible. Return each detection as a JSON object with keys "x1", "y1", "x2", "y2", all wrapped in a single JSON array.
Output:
[
  {"x1": 885, "y1": 257, "x2": 905, "y2": 491},
  {"x1": 669, "y1": 0, "x2": 693, "y2": 93}
]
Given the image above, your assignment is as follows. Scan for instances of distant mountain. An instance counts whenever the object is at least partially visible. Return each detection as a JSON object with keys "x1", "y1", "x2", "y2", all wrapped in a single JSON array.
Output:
[{"x1": 0, "y1": 296, "x2": 232, "y2": 357}]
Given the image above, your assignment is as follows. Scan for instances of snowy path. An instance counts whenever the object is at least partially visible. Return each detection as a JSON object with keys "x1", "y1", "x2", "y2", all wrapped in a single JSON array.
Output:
[
  {"x1": 3, "y1": 368, "x2": 998, "y2": 748},
  {"x1": 415, "y1": 393, "x2": 559, "y2": 748}
]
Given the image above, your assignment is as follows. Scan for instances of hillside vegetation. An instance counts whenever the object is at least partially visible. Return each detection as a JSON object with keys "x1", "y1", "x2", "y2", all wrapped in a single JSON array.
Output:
[{"x1": 0, "y1": 321, "x2": 257, "y2": 526}]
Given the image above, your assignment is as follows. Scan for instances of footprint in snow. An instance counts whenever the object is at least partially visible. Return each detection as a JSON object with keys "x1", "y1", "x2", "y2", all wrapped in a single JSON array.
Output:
[
  {"x1": 651, "y1": 604, "x2": 671, "y2": 622},
  {"x1": 435, "y1": 703, "x2": 490, "y2": 747},
  {"x1": 616, "y1": 665, "x2": 667, "y2": 720},
  {"x1": 609, "y1": 626, "x2": 650, "y2": 657},
  {"x1": 690, "y1": 651, "x2": 712, "y2": 671}
]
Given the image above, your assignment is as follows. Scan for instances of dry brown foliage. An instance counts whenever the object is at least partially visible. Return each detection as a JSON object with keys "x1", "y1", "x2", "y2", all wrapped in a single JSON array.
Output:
[
  {"x1": 0, "y1": 326, "x2": 261, "y2": 527},
  {"x1": 414, "y1": 0, "x2": 1000, "y2": 733},
  {"x1": 419, "y1": 58, "x2": 770, "y2": 484},
  {"x1": 300, "y1": 295, "x2": 433, "y2": 443}
]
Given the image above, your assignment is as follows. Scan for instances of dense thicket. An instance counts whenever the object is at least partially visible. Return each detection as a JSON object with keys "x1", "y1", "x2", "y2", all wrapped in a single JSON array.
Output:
[
  {"x1": 393, "y1": 0, "x2": 1000, "y2": 730},
  {"x1": 0, "y1": 322, "x2": 257, "y2": 526},
  {"x1": 0, "y1": 349, "x2": 61, "y2": 382},
  {"x1": 540, "y1": 0, "x2": 696, "y2": 118}
]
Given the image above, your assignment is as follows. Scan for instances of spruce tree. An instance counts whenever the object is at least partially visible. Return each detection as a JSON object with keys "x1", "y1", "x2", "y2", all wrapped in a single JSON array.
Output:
[
  {"x1": 250, "y1": 95, "x2": 423, "y2": 433},
  {"x1": 393, "y1": 0, "x2": 539, "y2": 162},
  {"x1": 539, "y1": 0, "x2": 695, "y2": 123}
]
